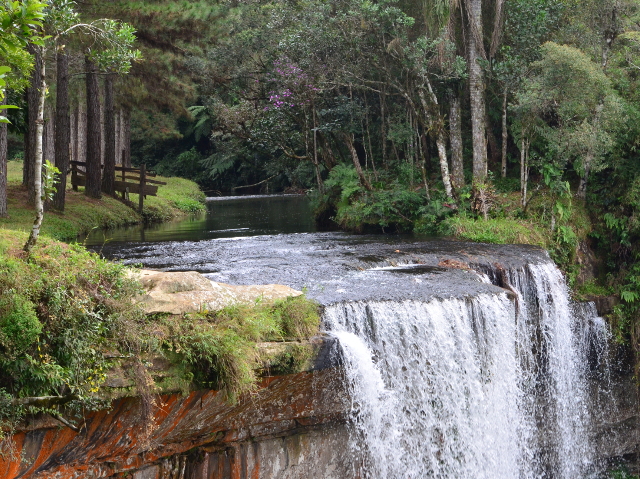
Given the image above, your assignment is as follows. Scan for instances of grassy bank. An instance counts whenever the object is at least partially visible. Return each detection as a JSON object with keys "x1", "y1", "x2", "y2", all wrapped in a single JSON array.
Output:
[
  {"x1": 318, "y1": 166, "x2": 593, "y2": 285},
  {"x1": 0, "y1": 160, "x2": 206, "y2": 241}
]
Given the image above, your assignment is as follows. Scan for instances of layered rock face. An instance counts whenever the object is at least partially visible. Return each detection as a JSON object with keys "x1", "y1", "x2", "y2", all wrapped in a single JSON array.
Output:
[
  {"x1": 1, "y1": 271, "x2": 350, "y2": 479},
  {"x1": 2, "y1": 367, "x2": 351, "y2": 479}
]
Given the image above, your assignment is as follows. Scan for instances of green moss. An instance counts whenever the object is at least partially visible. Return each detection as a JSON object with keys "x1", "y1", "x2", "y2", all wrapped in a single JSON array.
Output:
[{"x1": 162, "y1": 296, "x2": 321, "y2": 402}]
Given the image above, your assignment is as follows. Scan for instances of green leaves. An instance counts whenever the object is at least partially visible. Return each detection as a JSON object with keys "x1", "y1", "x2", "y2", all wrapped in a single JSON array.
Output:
[
  {"x1": 87, "y1": 19, "x2": 141, "y2": 74},
  {"x1": 42, "y1": 160, "x2": 60, "y2": 202}
]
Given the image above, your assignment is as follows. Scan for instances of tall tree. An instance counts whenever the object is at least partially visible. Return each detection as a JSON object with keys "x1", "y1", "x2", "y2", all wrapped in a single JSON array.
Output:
[
  {"x1": 52, "y1": 48, "x2": 69, "y2": 211},
  {"x1": 23, "y1": 45, "x2": 41, "y2": 203},
  {"x1": 465, "y1": 0, "x2": 488, "y2": 184},
  {"x1": 84, "y1": 56, "x2": 101, "y2": 198},
  {"x1": 0, "y1": 94, "x2": 7, "y2": 217},
  {"x1": 102, "y1": 72, "x2": 115, "y2": 195}
]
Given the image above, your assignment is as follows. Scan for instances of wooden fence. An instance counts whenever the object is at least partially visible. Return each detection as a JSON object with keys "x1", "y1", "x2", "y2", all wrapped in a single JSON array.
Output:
[{"x1": 70, "y1": 161, "x2": 167, "y2": 212}]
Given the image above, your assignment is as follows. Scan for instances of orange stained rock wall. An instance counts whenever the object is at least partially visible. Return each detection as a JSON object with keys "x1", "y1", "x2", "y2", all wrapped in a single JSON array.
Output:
[{"x1": 1, "y1": 368, "x2": 353, "y2": 479}]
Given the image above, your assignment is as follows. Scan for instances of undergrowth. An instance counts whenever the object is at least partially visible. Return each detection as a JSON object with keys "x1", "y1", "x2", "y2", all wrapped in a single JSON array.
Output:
[
  {"x1": 0, "y1": 229, "x2": 320, "y2": 447},
  {"x1": 0, "y1": 230, "x2": 147, "y2": 446}
]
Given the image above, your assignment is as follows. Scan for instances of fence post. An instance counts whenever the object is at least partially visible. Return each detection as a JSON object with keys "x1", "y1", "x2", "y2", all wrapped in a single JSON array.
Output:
[
  {"x1": 71, "y1": 163, "x2": 78, "y2": 191},
  {"x1": 139, "y1": 163, "x2": 146, "y2": 213}
]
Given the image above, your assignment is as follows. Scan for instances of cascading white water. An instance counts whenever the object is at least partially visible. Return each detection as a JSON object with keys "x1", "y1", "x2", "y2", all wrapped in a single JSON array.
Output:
[{"x1": 324, "y1": 260, "x2": 606, "y2": 478}]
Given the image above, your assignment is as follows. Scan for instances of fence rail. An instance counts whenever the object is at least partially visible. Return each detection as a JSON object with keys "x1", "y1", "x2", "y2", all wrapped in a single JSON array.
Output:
[{"x1": 70, "y1": 161, "x2": 166, "y2": 212}]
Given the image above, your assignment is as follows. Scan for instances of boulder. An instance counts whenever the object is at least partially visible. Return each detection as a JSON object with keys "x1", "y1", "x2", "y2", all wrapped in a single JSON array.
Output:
[{"x1": 130, "y1": 269, "x2": 303, "y2": 315}]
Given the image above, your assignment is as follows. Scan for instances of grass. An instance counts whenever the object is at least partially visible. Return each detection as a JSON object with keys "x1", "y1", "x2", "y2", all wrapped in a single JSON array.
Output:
[
  {"x1": 445, "y1": 215, "x2": 549, "y2": 247},
  {"x1": 1, "y1": 160, "x2": 205, "y2": 241}
]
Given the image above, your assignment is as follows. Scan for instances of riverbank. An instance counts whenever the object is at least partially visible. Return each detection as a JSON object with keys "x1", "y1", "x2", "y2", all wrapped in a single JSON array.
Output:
[
  {"x1": 0, "y1": 160, "x2": 206, "y2": 242},
  {"x1": 0, "y1": 228, "x2": 321, "y2": 445}
]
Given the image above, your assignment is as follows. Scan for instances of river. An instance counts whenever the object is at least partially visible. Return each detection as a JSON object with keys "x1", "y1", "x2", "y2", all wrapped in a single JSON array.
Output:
[{"x1": 86, "y1": 195, "x2": 626, "y2": 478}]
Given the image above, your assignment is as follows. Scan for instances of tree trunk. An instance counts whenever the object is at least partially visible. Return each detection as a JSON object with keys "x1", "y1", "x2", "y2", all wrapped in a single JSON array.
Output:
[
  {"x1": 76, "y1": 102, "x2": 87, "y2": 165},
  {"x1": 520, "y1": 136, "x2": 530, "y2": 207},
  {"x1": 102, "y1": 74, "x2": 116, "y2": 196},
  {"x1": 577, "y1": 105, "x2": 603, "y2": 200},
  {"x1": 115, "y1": 108, "x2": 121, "y2": 165},
  {"x1": 24, "y1": 45, "x2": 42, "y2": 203},
  {"x1": 85, "y1": 57, "x2": 102, "y2": 198},
  {"x1": 0, "y1": 95, "x2": 7, "y2": 217},
  {"x1": 577, "y1": 161, "x2": 591, "y2": 200},
  {"x1": 311, "y1": 104, "x2": 324, "y2": 194},
  {"x1": 343, "y1": 133, "x2": 372, "y2": 191},
  {"x1": 44, "y1": 106, "x2": 55, "y2": 166},
  {"x1": 449, "y1": 89, "x2": 464, "y2": 189},
  {"x1": 466, "y1": 0, "x2": 488, "y2": 184},
  {"x1": 100, "y1": 88, "x2": 105, "y2": 167},
  {"x1": 486, "y1": 110, "x2": 500, "y2": 169},
  {"x1": 380, "y1": 88, "x2": 387, "y2": 167},
  {"x1": 501, "y1": 86, "x2": 508, "y2": 178},
  {"x1": 53, "y1": 50, "x2": 70, "y2": 212},
  {"x1": 122, "y1": 107, "x2": 131, "y2": 168},
  {"x1": 24, "y1": 46, "x2": 47, "y2": 253},
  {"x1": 70, "y1": 106, "x2": 77, "y2": 163},
  {"x1": 417, "y1": 88, "x2": 454, "y2": 200}
]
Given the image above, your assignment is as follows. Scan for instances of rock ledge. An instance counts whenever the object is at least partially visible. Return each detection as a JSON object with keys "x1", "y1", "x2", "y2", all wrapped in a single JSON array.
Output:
[{"x1": 130, "y1": 269, "x2": 303, "y2": 314}]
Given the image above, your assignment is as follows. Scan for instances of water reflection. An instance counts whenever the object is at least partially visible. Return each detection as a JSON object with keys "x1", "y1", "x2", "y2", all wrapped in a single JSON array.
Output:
[{"x1": 83, "y1": 194, "x2": 318, "y2": 245}]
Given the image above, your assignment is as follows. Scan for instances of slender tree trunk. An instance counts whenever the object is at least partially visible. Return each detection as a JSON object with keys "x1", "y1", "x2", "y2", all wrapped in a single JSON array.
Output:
[
  {"x1": 449, "y1": 89, "x2": 464, "y2": 189},
  {"x1": 417, "y1": 131, "x2": 431, "y2": 200},
  {"x1": 319, "y1": 133, "x2": 336, "y2": 170},
  {"x1": 577, "y1": 161, "x2": 592, "y2": 200},
  {"x1": 311, "y1": 104, "x2": 324, "y2": 194},
  {"x1": 85, "y1": 57, "x2": 102, "y2": 198},
  {"x1": 44, "y1": 106, "x2": 55, "y2": 166},
  {"x1": 24, "y1": 45, "x2": 42, "y2": 203},
  {"x1": 70, "y1": 105, "x2": 77, "y2": 163},
  {"x1": 102, "y1": 74, "x2": 116, "y2": 195},
  {"x1": 343, "y1": 133, "x2": 372, "y2": 191},
  {"x1": 466, "y1": 0, "x2": 488, "y2": 184},
  {"x1": 501, "y1": 86, "x2": 508, "y2": 178},
  {"x1": 417, "y1": 88, "x2": 454, "y2": 200},
  {"x1": 115, "y1": 108, "x2": 121, "y2": 165},
  {"x1": 53, "y1": 50, "x2": 70, "y2": 212},
  {"x1": 122, "y1": 107, "x2": 131, "y2": 168},
  {"x1": 100, "y1": 90, "x2": 105, "y2": 168},
  {"x1": 520, "y1": 136, "x2": 530, "y2": 207},
  {"x1": 0, "y1": 95, "x2": 7, "y2": 217},
  {"x1": 24, "y1": 46, "x2": 47, "y2": 253},
  {"x1": 486, "y1": 110, "x2": 500, "y2": 168},
  {"x1": 577, "y1": 106, "x2": 603, "y2": 200},
  {"x1": 77, "y1": 102, "x2": 87, "y2": 165},
  {"x1": 380, "y1": 88, "x2": 387, "y2": 168}
]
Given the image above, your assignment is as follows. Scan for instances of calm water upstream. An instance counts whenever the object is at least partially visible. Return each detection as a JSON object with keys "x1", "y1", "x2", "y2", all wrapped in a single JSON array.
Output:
[
  {"x1": 84, "y1": 194, "x2": 317, "y2": 245},
  {"x1": 86, "y1": 194, "x2": 614, "y2": 478}
]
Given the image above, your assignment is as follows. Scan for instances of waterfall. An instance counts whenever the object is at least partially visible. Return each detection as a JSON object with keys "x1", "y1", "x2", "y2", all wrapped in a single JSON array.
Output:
[{"x1": 324, "y1": 260, "x2": 608, "y2": 478}]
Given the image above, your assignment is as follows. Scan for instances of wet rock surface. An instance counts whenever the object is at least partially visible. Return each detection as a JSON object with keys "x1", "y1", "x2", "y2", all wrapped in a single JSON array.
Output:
[
  {"x1": 131, "y1": 269, "x2": 302, "y2": 314},
  {"x1": 98, "y1": 233, "x2": 545, "y2": 305}
]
